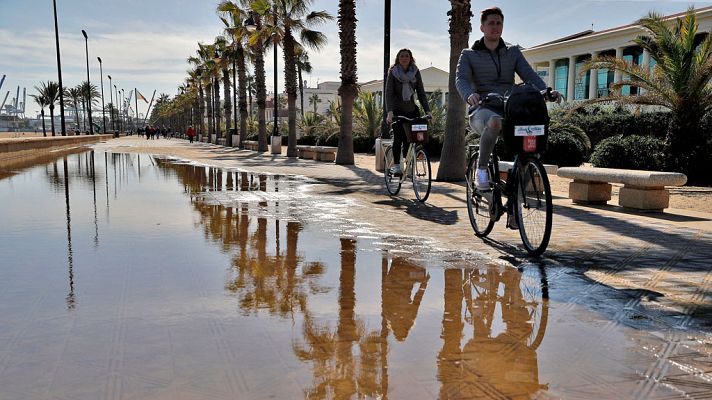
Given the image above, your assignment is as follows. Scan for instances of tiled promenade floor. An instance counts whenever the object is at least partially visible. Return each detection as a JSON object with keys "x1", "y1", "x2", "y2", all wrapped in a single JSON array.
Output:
[{"x1": 10, "y1": 136, "x2": 707, "y2": 399}]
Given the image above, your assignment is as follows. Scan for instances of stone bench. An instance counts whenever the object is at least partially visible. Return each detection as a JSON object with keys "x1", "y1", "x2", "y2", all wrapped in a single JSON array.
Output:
[
  {"x1": 297, "y1": 145, "x2": 337, "y2": 162},
  {"x1": 313, "y1": 146, "x2": 338, "y2": 162},
  {"x1": 297, "y1": 145, "x2": 315, "y2": 159},
  {"x1": 557, "y1": 167, "x2": 687, "y2": 211},
  {"x1": 243, "y1": 140, "x2": 259, "y2": 151}
]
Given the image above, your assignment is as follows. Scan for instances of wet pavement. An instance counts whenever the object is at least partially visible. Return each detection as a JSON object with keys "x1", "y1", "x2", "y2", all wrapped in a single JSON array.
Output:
[{"x1": 0, "y1": 138, "x2": 710, "y2": 399}]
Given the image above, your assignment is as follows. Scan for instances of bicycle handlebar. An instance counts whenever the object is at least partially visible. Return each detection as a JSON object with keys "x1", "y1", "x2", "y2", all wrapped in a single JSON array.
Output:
[{"x1": 467, "y1": 87, "x2": 560, "y2": 115}]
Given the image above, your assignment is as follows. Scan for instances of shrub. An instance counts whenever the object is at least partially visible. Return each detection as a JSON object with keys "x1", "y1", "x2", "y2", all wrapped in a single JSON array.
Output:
[
  {"x1": 540, "y1": 123, "x2": 587, "y2": 167},
  {"x1": 589, "y1": 134, "x2": 665, "y2": 171},
  {"x1": 353, "y1": 134, "x2": 374, "y2": 153},
  {"x1": 297, "y1": 135, "x2": 317, "y2": 145}
]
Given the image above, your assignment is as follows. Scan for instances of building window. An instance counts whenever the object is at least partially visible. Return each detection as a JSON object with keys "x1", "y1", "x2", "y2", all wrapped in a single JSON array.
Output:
[
  {"x1": 574, "y1": 56, "x2": 590, "y2": 100},
  {"x1": 554, "y1": 59, "x2": 568, "y2": 96}
]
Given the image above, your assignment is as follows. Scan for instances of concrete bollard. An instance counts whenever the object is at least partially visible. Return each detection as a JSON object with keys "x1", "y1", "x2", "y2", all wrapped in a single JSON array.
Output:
[
  {"x1": 232, "y1": 134, "x2": 240, "y2": 147},
  {"x1": 270, "y1": 136, "x2": 281, "y2": 155}
]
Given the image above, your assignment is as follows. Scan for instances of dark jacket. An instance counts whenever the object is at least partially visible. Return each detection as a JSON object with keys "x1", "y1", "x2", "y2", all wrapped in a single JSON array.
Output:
[
  {"x1": 456, "y1": 37, "x2": 546, "y2": 102},
  {"x1": 385, "y1": 66, "x2": 430, "y2": 115}
]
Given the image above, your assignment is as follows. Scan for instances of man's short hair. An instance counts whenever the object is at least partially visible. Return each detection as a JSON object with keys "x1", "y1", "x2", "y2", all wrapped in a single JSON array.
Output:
[{"x1": 480, "y1": 7, "x2": 504, "y2": 24}]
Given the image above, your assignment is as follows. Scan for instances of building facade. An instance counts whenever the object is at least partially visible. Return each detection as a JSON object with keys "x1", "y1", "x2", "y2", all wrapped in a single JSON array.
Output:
[{"x1": 521, "y1": 6, "x2": 712, "y2": 102}]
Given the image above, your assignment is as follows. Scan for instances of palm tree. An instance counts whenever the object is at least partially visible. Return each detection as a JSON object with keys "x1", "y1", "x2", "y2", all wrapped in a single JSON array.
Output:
[
  {"x1": 255, "y1": 0, "x2": 332, "y2": 157},
  {"x1": 335, "y1": 0, "x2": 357, "y2": 165},
  {"x1": 215, "y1": 36, "x2": 232, "y2": 144},
  {"x1": 308, "y1": 92, "x2": 321, "y2": 114},
  {"x1": 67, "y1": 86, "x2": 82, "y2": 132},
  {"x1": 79, "y1": 81, "x2": 100, "y2": 134},
  {"x1": 581, "y1": 8, "x2": 712, "y2": 184},
  {"x1": 244, "y1": 2, "x2": 269, "y2": 152},
  {"x1": 30, "y1": 92, "x2": 49, "y2": 137},
  {"x1": 296, "y1": 49, "x2": 312, "y2": 117},
  {"x1": 437, "y1": 0, "x2": 472, "y2": 181},
  {"x1": 35, "y1": 81, "x2": 63, "y2": 136},
  {"x1": 218, "y1": 1, "x2": 251, "y2": 147},
  {"x1": 353, "y1": 91, "x2": 382, "y2": 139}
]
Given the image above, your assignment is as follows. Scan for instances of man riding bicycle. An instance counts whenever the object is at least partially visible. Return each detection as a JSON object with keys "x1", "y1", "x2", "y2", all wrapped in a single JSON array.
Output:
[{"x1": 455, "y1": 6, "x2": 561, "y2": 194}]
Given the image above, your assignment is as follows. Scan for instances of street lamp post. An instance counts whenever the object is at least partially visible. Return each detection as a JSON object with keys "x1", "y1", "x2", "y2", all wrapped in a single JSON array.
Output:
[
  {"x1": 97, "y1": 57, "x2": 106, "y2": 134},
  {"x1": 108, "y1": 75, "x2": 114, "y2": 131},
  {"x1": 272, "y1": 32, "x2": 278, "y2": 138},
  {"x1": 81, "y1": 30, "x2": 93, "y2": 134},
  {"x1": 52, "y1": 0, "x2": 67, "y2": 136}
]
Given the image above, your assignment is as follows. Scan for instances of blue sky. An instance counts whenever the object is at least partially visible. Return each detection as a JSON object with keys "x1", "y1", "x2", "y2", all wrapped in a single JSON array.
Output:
[{"x1": 1, "y1": 0, "x2": 710, "y2": 117}]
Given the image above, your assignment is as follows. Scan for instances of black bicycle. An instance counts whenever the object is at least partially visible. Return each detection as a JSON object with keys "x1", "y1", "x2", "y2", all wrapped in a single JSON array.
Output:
[{"x1": 465, "y1": 87, "x2": 557, "y2": 256}]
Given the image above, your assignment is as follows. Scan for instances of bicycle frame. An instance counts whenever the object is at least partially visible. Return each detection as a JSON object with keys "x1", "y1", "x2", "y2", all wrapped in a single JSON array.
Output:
[{"x1": 381, "y1": 140, "x2": 416, "y2": 184}]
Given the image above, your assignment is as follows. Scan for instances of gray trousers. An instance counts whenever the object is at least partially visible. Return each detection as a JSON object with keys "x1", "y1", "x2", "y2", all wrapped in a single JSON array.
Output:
[{"x1": 469, "y1": 107, "x2": 503, "y2": 170}]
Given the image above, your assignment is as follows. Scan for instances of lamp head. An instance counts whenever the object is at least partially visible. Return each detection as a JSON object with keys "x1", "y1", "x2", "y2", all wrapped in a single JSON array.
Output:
[
  {"x1": 97, "y1": 56, "x2": 102, "y2": 63},
  {"x1": 107, "y1": 75, "x2": 112, "y2": 79},
  {"x1": 81, "y1": 30, "x2": 88, "y2": 39}
]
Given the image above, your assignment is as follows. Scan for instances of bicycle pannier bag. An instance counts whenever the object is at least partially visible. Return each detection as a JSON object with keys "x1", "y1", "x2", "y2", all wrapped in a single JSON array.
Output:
[
  {"x1": 503, "y1": 84, "x2": 550, "y2": 154},
  {"x1": 405, "y1": 117, "x2": 430, "y2": 144}
]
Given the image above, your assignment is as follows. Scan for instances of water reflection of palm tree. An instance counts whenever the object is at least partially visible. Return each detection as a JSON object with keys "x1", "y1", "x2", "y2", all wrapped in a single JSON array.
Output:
[
  {"x1": 438, "y1": 266, "x2": 550, "y2": 398},
  {"x1": 293, "y1": 238, "x2": 386, "y2": 399},
  {"x1": 382, "y1": 254, "x2": 429, "y2": 341}
]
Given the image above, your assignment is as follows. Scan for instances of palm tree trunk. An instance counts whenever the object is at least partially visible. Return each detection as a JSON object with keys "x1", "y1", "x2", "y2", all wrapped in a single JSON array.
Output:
[
  {"x1": 198, "y1": 86, "x2": 205, "y2": 140},
  {"x1": 73, "y1": 100, "x2": 80, "y2": 132},
  {"x1": 254, "y1": 47, "x2": 268, "y2": 152},
  {"x1": 283, "y1": 29, "x2": 298, "y2": 157},
  {"x1": 214, "y1": 77, "x2": 221, "y2": 143},
  {"x1": 437, "y1": 0, "x2": 471, "y2": 182},
  {"x1": 237, "y1": 52, "x2": 248, "y2": 147},
  {"x1": 223, "y1": 66, "x2": 231, "y2": 145},
  {"x1": 298, "y1": 65, "x2": 304, "y2": 118},
  {"x1": 336, "y1": 0, "x2": 357, "y2": 165},
  {"x1": 206, "y1": 83, "x2": 214, "y2": 139},
  {"x1": 40, "y1": 109, "x2": 47, "y2": 137},
  {"x1": 49, "y1": 105, "x2": 56, "y2": 136}
]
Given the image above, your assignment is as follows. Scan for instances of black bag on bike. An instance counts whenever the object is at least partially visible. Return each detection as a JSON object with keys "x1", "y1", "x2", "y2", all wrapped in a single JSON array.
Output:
[{"x1": 503, "y1": 84, "x2": 550, "y2": 154}]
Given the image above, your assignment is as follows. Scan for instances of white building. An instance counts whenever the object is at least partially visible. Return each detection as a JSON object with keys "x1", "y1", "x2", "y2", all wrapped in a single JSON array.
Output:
[
  {"x1": 295, "y1": 66, "x2": 451, "y2": 115},
  {"x1": 522, "y1": 6, "x2": 712, "y2": 102}
]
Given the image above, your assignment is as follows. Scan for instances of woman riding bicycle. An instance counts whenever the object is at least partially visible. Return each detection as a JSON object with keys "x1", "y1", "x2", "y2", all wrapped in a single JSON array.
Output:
[
  {"x1": 455, "y1": 7, "x2": 560, "y2": 193},
  {"x1": 385, "y1": 48, "x2": 431, "y2": 176}
]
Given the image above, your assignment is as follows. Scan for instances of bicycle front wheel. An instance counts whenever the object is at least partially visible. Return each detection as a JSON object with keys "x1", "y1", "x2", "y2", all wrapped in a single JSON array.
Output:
[
  {"x1": 383, "y1": 146, "x2": 402, "y2": 196},
  {"x1": 412, "y1": 146, "x2": 431, "y2": 202},
  {"x1": 514, "y1": 157, "x2": 552, "y2": 256},
  {"x1": 466, "y1": 155, "x2": 497, "y2": 236}
]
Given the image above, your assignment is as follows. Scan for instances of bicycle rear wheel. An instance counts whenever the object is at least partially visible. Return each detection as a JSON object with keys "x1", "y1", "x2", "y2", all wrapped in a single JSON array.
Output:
[
  {"x1": 514, "y1": 157, "x2": 552, "y2": 256},
  {"x1": 383, "y1": 146, "x2": 402, "y2": 196},
  {"x1": 412, "y1": 146, "x2": 431, "y2": 202},
  {"x1": 466, "y1": 154, "x2": 497, "y2": 237}
]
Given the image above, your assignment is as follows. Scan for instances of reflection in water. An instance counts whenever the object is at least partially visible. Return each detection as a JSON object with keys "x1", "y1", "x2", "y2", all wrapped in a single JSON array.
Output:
[
  {"x1": 382, "y1": 255, "x2": 429, "y2": 341},
  {"x1": 158, "y1": 160, "x2": 551, "y2": 399},
  {"x1": 63, "y1": 157, "x2": 75, "y2": 310},
  {"x1": 0, "y1": 154, "x2": 555, "y2": 398},
  {"x1": 438, "y1": 265, "x2": 549, "y2": 398}
]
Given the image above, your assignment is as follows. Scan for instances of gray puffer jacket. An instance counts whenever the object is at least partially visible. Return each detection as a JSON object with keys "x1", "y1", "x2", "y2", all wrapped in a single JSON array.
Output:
[{"x1": 456, "y1": 37, "x2": 546, "y2": 102}]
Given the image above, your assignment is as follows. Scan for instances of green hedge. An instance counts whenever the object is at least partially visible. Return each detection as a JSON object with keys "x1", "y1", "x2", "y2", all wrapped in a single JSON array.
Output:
[
  {"x1": 540, "y1": 122, "x2": 588, "y2": 167},
  {"x1": 589, "y1": 134, "x2": 666, "y2": 171},
  {"x1": 557, "y1": 109, "x2": 670, "y2": 148}
]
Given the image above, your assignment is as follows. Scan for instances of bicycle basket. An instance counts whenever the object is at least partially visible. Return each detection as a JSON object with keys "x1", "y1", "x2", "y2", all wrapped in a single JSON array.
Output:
[
  {"x1": 405, "y1": 117, "x2": 430, "y2": 144},
  {"x1": 503, "y1": 84, "x2": 550, "y2": 154}
]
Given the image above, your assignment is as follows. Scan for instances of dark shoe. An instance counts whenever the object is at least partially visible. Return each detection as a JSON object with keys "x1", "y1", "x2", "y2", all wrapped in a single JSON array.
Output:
[{"x1": 507, "y1": 213, "x2": 519, "y2": 230}]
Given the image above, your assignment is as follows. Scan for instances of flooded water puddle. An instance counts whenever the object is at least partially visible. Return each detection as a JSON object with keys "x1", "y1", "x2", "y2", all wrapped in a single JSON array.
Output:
[{"x1": 0, "y1": 150, "x2": 710, "y2": 399}]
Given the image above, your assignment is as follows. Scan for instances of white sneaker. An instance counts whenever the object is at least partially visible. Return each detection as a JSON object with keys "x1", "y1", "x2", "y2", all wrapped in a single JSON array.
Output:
[
  {"x1": 390, "y1": 164, "x2": 402, "y2": 176},
  {"x1": 475, "y1": 168, "x2": 490, "y2": 191}
]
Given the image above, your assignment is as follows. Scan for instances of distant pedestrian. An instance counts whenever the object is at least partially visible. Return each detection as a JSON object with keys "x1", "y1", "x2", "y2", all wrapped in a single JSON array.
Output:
[{"x1": 186, "y1": 125, "x2": 196, "y2": 143}]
